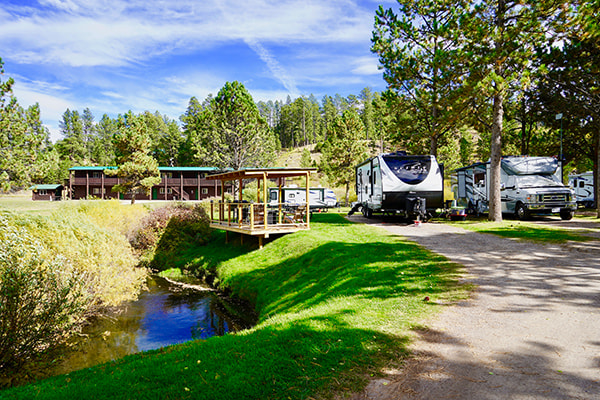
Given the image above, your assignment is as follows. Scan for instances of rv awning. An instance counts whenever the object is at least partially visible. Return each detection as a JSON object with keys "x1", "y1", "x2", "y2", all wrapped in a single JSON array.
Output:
[{"x1": 206, "y1": 168, "x2": 317, "y2": 182}]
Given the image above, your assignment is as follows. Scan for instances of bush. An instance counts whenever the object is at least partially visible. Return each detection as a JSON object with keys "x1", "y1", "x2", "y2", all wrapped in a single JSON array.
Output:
[
  {"x1": 130, "y1": 203, "x2": 212, "y2": 270},
  {"x1": 0, "y1": 217, "x2": 90, "y2": 371}
]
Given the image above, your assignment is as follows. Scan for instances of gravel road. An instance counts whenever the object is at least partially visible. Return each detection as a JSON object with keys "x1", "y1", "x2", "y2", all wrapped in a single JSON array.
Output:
[{"x1": 346, "y1": 215, "x2": 600, "y2": 400}]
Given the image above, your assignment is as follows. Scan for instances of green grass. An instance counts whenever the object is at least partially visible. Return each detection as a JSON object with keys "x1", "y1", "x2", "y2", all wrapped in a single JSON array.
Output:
[
  {"x1": 448, "y1": 218, "x2": 598, "y2": 243},
  {"x1": 3, "y1": 213, "x2": 467, "y2": 400},
  {"x1": 0, "y1": 193, "x2": 64, "y2": 215}
]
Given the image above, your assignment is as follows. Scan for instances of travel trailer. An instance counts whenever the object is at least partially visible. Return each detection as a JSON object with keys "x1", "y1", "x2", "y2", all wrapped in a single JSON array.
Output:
[
  {"x1": 268, "y1": 187, "x2": 339, "y2": 210},
  {"x1": 452, "y1": 156, "x2": 576, "y2": 220},
  {"x1": 568, "y1": 171, "x2": 594, "y2": 208},
  {"x1": 353, "y1": 152, "x2": 444, "y2": 221}
]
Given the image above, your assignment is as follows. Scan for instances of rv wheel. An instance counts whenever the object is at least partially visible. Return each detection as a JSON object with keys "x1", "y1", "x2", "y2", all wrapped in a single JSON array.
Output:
[
  {"x1": 363, "y1": 206, "x2": 372, "y2": 219},
  {"x1": 516, "y1": 203, "x2": 530, "y2": 221},
  {"x1": 560, "y1": 208, "x2": 574, "y2": 220}
]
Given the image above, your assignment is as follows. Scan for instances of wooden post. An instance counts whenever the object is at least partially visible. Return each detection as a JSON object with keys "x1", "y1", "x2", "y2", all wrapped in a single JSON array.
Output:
[
  {"x1": 86, "y1": 171, "x2": 89, "y2": 199},
  {"x1": 238, "y1": 178, "x2": 243, "y2": 227},
  {"x1": 278, "y1": 177, "x2": 283, "y2": 224},
  {"x1": 164, "y1": 173, "x2": 168, "y2": 200},
  {"x1": 69, "y1": 170, "x2": 73, "y2": 200},
  {"x1": 197, "y1": 172, "x2": 201, "y2": 200},
  {"x1": 101, "y1": 172, "x2": 105, "y2": 199},
  {"x1": 263, "y1": 171, "x2": 268, "y2": 229},
  {"x1": 180, "y1": 171, "x2": 184, "y2": 200},
  {"x1": 258, "y1": 235, "x2": 263, "y2": 249},
  {"x1": 305, "y1": 172, "x2": 310, "y2": 228}
]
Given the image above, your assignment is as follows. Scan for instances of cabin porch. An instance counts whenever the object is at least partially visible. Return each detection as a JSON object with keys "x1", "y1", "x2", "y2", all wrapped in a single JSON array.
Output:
[{"x1": 206, "y1": 168, "x2": 317, "y2": 248}]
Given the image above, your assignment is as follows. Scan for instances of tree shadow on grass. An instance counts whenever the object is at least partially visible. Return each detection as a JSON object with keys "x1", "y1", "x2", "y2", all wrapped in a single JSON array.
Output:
[{"x1": 224, "y1": 238, "x2": 463, "y2": 318}]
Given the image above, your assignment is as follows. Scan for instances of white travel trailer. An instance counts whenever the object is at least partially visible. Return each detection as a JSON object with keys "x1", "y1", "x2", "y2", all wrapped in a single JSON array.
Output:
[
  {"x1": 268, "y1": 187, "x2": 338, "y2": 210},
  {"x1": 568, "y1": 171, "x2": 595, "y2": 208},
  {"x1": 452, "y1": 156, "x2": 576, "y2": 220},
  {"x1": 353, "y1": 152, "x2": 444, "y2": 220}
]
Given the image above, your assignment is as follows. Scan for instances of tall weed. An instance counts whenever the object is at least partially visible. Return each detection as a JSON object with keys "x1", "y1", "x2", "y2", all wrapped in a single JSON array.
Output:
[{"x1": 0, "y1": 216, "x2": 90, "y2": 372}]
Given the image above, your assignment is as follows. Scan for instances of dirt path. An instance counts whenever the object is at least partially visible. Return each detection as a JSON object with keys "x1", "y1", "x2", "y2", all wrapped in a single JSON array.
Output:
[{"x1": 346, "y1": 215, "x2": 600, "y2": 400}]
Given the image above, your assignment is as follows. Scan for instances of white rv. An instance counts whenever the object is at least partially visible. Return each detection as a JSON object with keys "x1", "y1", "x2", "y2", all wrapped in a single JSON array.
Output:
[
  {"x1": 268, "y1": 187, "x2": 338, "y2": 210},
  {"x1": 353, "y1": 152, "x2": 444, "y2": 220},
  {"x1": 452, "y1": 156, "x2": 576, "y2": 220},
  {"x1": 568, "y1": 172, "x2": 594, "y2": 208}
]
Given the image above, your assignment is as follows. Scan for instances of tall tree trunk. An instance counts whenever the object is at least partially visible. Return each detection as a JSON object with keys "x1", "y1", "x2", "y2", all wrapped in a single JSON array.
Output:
[
  {"x1": 345, "y1": 182, "x2": 350, "y2": 207},
  {"x1": 595, "y1": 131, "x2": 600, "y2": 218},
  {"x1": 489, "y1": 92, "x2": 504, "y2": 222}
]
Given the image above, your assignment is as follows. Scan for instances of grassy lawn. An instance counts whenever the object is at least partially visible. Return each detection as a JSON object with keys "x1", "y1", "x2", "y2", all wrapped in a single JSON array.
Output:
[
  {"x1": 446, "y1": 217, "x2": 599, "y2": 243},
  {"x1": 0, "y1": 193, "x2": 64, "y2": 215},
  {"x1": 3, "y1": 213, "x2": 467, "y2": 400}
]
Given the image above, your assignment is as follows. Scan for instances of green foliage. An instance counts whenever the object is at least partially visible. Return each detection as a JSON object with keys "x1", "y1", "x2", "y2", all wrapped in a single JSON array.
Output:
[
  {"x1": 3, "y1": 214, "x2": 467, "y2": 400},
  {"x1": 107, "y1": 112, "x2": 161, "y2": 203},
  {"x1": 130, "y1": 203, "x2": 212, "y2": 270},
  {"x1": 0, "y1": 217, "x2": 90, "y2": 372},
  {"x1": 0, "y1": 59, "x2": 55, "y2": 192},
  {"x1": 372, "y1": 0, "x2": 469, "y2": 156},
  {"x1": 320, "y1": 109, "x2": 367, "y2": 205},
  {"x1": 181, "y1": 82, "x2": 279, "y2": 170}
]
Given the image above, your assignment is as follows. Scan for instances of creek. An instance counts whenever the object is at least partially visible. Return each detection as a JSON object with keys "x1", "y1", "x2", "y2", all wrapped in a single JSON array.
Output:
[{"x1": 5, "y1": 275, "x2": 256, "y2": 386}]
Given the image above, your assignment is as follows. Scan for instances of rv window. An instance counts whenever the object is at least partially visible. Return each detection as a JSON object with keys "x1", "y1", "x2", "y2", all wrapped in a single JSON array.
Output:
[
  {"x1": 270, "y1": 191, "x2": 278, "y2": 200},
  {"x1": 382, "y1": 156, "x2": 431, "y2": 184},
  {"x1": 579, "y1": 181, "x2": 585, "y2": 188}
]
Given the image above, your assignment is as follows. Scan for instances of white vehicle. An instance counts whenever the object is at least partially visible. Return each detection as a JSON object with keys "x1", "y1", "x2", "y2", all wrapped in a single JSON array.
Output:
[
  {"x1": 452, "y1": 156, "x2": 576, "y2": 220},
  {"x1": 568, "y1": 172, "x2": 595, "y2": 208},
  {"x1": 353, "y1": 152, "x2": 444, "y2": 220},
  {"x1": 268, "y1": 187, "x2": 338, "y2": 210}
]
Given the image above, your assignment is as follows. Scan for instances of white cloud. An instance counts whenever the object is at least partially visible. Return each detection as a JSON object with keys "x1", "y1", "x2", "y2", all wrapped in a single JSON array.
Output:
[
  {"x1": 352, "y1": 56, "x2": 382, "y2": 75},
  {"x1": 0, "y1": 0, "x2": 374, "y2": 68}
]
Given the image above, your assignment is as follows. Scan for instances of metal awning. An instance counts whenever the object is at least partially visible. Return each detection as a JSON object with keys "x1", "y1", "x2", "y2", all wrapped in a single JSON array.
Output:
[{"x1": 206, "y1": 168, "x2": 317, "y2": 181}]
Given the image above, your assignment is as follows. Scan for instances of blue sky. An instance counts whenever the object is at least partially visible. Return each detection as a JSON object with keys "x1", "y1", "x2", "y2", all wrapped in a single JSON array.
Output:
[{"x1": 1, "y1": 0, "x2": 391, "y2": 142}]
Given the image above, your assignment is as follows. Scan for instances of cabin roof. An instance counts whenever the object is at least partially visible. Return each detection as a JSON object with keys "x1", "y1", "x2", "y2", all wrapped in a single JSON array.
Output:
[
  {"x1": 29, "y1": 184, "x2": 63, "y2": 190},
  {"x1": 68, "y1": 166, "x2": 221, "y2": 172},
  {"x1": 206, "y1": 168, "x2": 317, "y2": 181}
]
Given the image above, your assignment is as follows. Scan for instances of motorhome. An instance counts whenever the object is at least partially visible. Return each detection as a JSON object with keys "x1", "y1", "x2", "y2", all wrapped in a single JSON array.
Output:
[
  {"x1": 452, "y1": 156, "x2": 576, "y2": 220},
  {"x1": 353, "y1": 152, "x2": 444, "y2": 220},
  {"x1": 568, "y1": 172, "x2": 594, "y2": 208},
  {"x1": 268, "y1": 187, "x2": 338, "y2": 210}
]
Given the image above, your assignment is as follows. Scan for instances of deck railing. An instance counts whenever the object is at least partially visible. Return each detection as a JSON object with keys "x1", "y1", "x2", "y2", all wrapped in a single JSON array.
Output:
[{"x1": 209, "y1": 201, "x2": 308, "y2": 231}]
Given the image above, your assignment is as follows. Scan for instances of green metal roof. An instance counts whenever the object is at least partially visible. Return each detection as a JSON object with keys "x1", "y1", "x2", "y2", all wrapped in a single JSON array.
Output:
[
  {"x1": 29, "y1": 184, "x2": 63, "y2": 190},
  {"x1": 69, "y1": 166, "x2": 220, "y2": 172}
]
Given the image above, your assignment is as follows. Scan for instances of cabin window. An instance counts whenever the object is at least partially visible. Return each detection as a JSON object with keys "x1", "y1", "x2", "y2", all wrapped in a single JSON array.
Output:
[
  {"x1": 92, "y1": 188, "x2": 106, "y2": 194},
  {"x1": 92, "y1": 172, "x2": 102, "y2": 178},
  {"x1": 39, "y1": 189, "x2": 47, "y2": 195},
  {"x1": 159, "y1": 188, "x2": 173, "y2": 194},
  {"x1": 163, "y1": 172, "x2": 173, "y2": 179},
  {"x1": 202, "y1": 188, "x2": 209, "y2": 194}
]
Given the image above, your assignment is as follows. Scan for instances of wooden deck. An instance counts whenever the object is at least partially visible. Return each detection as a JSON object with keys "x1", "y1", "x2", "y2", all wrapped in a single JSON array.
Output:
[{"x1": 206, "y1": 168, "x2": 316, "y2": 248}]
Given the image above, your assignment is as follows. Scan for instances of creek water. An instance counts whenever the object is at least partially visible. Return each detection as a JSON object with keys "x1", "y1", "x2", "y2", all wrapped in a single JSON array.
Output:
[{"x1": 5, "y1": 275, "x2": 256, "y2": 386}]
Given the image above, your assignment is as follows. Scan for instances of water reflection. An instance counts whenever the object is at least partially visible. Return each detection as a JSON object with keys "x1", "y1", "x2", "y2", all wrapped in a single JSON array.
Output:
[{"x1": 4, "y1": 275, "x2": 255, "y2": 385}]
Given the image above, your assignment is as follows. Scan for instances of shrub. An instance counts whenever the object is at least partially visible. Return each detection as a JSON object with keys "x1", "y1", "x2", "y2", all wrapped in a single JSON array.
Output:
[
  {"x1": 130, "y1": 203, "x2": 212, "y2": 270},
  {"x1": 0, "y1": 217, "x2": 90, "y2": 371}
]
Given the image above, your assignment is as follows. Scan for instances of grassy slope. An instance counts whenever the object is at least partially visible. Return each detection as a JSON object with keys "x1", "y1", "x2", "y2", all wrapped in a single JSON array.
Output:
[{"x1": 3, "y1": 213, "x2": 466, "y2": 400}]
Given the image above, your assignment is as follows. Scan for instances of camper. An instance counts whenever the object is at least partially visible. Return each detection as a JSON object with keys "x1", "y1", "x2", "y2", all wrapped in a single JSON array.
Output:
[
  {"x1": 353, "y1": 152, "x2": 444, "y2": 220},
  {"x1": 568, "y1": 172, "x2": 595, "y2": 208},
  {"x1": 268, "y1": 187, "x2": 338, "y2": 210},
  {"x1": 452, "y1": 156, "x2": 576, "y2": 220}
]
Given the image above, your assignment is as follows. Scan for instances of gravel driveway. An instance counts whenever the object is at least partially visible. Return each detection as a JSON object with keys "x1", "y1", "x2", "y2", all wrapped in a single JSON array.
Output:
[{"x1": 346, "y1": 215, "x2": 600, "y2": 400}]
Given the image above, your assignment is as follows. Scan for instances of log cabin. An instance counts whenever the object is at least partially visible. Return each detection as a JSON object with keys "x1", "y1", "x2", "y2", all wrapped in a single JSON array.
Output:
[{"x1": 67, "y1": 166, "x2": 232, "y2": 201}]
